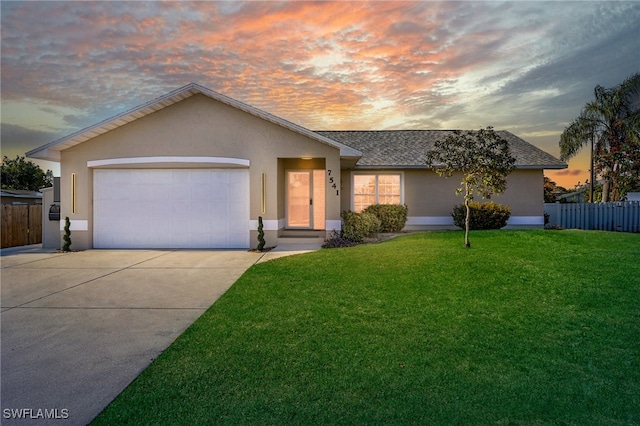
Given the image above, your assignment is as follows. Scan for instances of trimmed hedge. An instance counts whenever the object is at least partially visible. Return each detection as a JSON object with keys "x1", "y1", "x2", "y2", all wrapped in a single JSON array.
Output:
[
  {"x1": 341, "y1": 210, "x2": 381, "y2": 242},
  {"x1": 363, "y1": 204, "x2": 409, "y2": 233},
  {"x1": 452, "y1": 201, "x2": 511, "y2": 230}
]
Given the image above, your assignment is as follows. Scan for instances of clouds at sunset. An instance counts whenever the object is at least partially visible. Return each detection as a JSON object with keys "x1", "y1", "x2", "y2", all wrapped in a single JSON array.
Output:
[
  {"x1": 1, "y1": 1, "x2": 638, "y2": 186},
  {"x1": 554, "y1": 169, "x2": 584, "y2": 177}
]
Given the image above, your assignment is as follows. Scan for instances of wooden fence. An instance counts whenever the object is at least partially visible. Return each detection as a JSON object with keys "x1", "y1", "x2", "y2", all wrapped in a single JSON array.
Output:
[
  {"x1": 544, "y1": 201, "x2": 640, "y2": 233},
  {"x1": 1, "y1": 204, "x2": 43, "y2": 248}
]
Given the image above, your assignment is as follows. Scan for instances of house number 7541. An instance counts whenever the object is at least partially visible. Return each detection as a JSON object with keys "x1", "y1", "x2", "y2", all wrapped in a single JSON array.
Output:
[{"x1": 327, "y1": 170, "x2": 339, "y2": 195}]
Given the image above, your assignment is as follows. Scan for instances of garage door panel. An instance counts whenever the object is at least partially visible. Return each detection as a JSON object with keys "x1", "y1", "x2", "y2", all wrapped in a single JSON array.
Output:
[
  {"x1": 96, "y1": 202, "x2": 117, "y2": 219},
  {"x1": 190, "y1": 170, "x2": 211, "y2": 184},
  {"x1": 188, "y1": 232, "x2": 211, "y2": 247},
  {"x1": 94, "y1": 169, "x2": 249, "y2": 249},
  {"x1": 210, "y1": 184, "x2": 228, "y2": 199},
  {"x1": 171, "y1": 170, "x2": 190, "y2": 183},
  {"x1": 171, "y1": 202, "x2": 190, "y2": 216},
  {"x1": 230, "y1": 179, "x2": 247, "y2": 193},
  {"x1": 132, "y1": 233, "x2": 151, "y2": 247},
  {"x1": 98, "y1": 185, "x2": 117, "y2": 201},
  {"x1": 173, "y1": 185, "x2": 192, "y2": 200},
  {"x1": 230, "y1": 197, "x2": 247, "y2": 215},
  {"x1": 190, "y1": 201, "x2": 210, "y2": 217},
  {"x1": 227, "y1": 233, "x2": 248, "y2": 248},
  {"x1": 104, "y1": 170, "x2": 131, "y2": 184},
  {"x1": 130, "y1": 184, "x2": 148, "y2": 200}
]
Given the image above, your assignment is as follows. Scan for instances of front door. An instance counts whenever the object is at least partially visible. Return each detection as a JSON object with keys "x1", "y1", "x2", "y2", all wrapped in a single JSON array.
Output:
[{"x1": 286, "y1": 170, "x2": 325, "y2": 229}]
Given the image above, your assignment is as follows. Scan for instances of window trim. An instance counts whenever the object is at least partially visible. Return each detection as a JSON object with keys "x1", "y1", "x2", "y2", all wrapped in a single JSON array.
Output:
[{"x1": 351, "y1": 171, "x2": 404, "y2": 212}]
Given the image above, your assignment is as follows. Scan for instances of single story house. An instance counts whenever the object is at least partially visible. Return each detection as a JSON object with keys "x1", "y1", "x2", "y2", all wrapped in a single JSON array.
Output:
[{"x1": 27, "y1": 83, "x2": 566, "y2": 250}]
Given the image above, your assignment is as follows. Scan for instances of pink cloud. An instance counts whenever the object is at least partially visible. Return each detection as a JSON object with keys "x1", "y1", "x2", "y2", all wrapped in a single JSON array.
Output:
[{"x1": 1, "y1": 0, "x2": 638, "y2": 156}]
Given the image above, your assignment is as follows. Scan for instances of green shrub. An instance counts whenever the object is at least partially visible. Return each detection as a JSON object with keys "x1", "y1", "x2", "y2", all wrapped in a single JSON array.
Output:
[
  {"x1": 257, "y1": 216, "x2": 265, "y2": 251},
  {"x1": 363, "y1": 204, "x2": 408, "y2": 233},
  {"x1": 452, "y1": 202, "x2": 511, "y2": 230},
  {"x1": 341, "y1": 210, "x2": 381, "y2": 242},
  {"x1": 322, "y1": 230, "x2": 359, "y2": 248},
  {"x1": 62, "y1": 216, "x2": 72, "y2": 252}
]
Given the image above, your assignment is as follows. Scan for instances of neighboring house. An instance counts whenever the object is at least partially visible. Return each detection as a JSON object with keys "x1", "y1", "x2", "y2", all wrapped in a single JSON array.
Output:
[
  {"x1": 555, "y1": 186, "x2": 589, "y2": 203},
  {"x1": 27, "y1": 83, "x2": 566, "y2": 250},
  {"x1": 1, "y1": 189, "x2": 43, "y2": 205}
]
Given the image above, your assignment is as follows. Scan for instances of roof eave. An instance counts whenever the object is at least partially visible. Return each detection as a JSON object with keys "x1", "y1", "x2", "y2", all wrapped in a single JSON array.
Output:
[
  {"x1": 26, "y1": 147, "x2": 61, "y2": 162},
  {"x1": 516, "y1": 164, "x2": 568, "y2": 170},
  {"x1": 353, "y1": 165, "x2": 427, "y2": 169}
]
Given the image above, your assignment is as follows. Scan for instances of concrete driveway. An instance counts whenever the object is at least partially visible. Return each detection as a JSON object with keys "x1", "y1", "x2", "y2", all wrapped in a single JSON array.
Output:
[{"x1": 1, "y1": 246, "x2": 266, "y2": 425}]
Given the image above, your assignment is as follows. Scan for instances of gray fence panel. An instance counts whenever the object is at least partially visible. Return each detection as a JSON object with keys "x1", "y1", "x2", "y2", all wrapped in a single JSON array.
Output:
[{"x1": 543, "y1": 201, "x2": 640, "y2": 232}]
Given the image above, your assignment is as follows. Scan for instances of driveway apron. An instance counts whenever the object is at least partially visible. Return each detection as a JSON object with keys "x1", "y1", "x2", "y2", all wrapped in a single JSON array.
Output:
[{"x1": 1, "y1": 248, "x2": 263, "y2": 425}]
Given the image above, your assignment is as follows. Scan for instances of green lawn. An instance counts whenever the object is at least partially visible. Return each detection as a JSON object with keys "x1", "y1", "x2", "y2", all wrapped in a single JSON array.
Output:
[{"x1": 92, "y1": 230, "x2": 640, "y2": 425}]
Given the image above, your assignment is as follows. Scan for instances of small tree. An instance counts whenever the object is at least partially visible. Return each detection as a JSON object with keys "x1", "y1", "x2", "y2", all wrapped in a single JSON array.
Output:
[{"x1": 425, "y1": 127, "x2": 516, "y2": 248}]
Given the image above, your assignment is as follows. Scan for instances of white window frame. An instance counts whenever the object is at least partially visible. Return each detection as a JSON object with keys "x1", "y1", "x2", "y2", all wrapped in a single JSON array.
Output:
[{"x1": 351, "y1": 172, "x2": 404, "y2": 212}]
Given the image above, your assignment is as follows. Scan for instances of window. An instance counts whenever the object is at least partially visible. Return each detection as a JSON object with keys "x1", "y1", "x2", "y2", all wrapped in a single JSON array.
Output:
[{"x1": 353, "y1": 173, "x2": 402, "y2": 212}]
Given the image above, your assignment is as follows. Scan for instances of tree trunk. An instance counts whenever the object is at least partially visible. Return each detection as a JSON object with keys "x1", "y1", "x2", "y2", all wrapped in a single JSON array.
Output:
[
  {"x1": 589, "y1": 135, "x2": 594, "y2": 203},
  {"x1": 464, "y1": 183, "x2": 471, "y2": 248},
  {"x1": 602, "y1": 171, "x2": 611, "y2": 203}
]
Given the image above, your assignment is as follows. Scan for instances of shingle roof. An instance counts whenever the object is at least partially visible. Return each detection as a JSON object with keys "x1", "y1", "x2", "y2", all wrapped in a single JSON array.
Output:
[{"x1": 317, "y1": 130, "x2": 567, "y2": 170}]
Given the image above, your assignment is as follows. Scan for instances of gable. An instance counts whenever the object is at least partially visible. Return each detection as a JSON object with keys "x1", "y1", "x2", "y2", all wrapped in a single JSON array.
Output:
[{"x1": 27, "y1": 83, "x2": 361, "y2": 162}]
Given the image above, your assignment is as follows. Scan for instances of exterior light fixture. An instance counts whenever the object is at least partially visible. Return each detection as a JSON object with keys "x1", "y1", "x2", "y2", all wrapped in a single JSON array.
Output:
[
  {"x1": 71, "y1": 173, "x2": 77, "y2": 214},
  {"x1": 261, "y1": 173, "x2": 266, "y2": 214}
]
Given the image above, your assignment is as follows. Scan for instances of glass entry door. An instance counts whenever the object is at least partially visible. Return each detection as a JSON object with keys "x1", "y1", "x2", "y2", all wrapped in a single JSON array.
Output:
[
  {"x1": 286, "y1": 170, "x2": 325, "y2": 229},
  {"x1": 287, "y1": 171, "x2": 311, "y2": 228}
]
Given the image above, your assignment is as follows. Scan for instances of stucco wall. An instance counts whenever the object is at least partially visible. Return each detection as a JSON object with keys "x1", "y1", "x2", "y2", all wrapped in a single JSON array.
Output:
[
  {"x1": 59, "y1": 94, "x2": 342, "y2": 249},
  {"x1": 404, "y1": 169, "x2": 543, "y2": 216},
  {"x1": 41, "y1": 187, "x2": 61, "y2": 249},
  {"x1": 339, "y1": 168, "x2": 544, "y2": 229}
]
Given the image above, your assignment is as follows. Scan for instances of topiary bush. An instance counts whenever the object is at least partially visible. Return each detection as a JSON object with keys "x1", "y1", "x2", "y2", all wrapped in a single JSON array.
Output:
[
  {"x1": 257, "y1": 216, "x2": 265, "y2": 251},
  {"x1": 452, "y1": 201, "x2": 511, "y2": 230},
  {"x1": 62, "y1": 216, "x2": 72, "y2": 252},
  {"x1": 341, "y1": 210, "x2": 381, "y2": 242},
  {"x1": 363, "y1": 204, "x2": 409, "y2": 233}
]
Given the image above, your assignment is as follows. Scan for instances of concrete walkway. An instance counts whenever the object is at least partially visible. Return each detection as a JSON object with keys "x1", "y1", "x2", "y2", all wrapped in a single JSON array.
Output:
[
  {"x1": 256, "y1": 243, "x2": 323, "y2": 263},
  {"x1": 1, "y1": 245, "x2": 321, "y2": 425}
]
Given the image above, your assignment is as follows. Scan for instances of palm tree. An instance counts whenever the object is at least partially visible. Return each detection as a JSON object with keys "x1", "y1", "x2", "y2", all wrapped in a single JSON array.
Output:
[{"x1": 559, "y1": 73, "x2": 640, "y2": 202}]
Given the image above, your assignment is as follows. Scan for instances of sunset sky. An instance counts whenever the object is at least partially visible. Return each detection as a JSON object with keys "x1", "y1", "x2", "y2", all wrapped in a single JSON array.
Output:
[{"x1": 2, "y1": 1, "x2": 639, "y2": 188}]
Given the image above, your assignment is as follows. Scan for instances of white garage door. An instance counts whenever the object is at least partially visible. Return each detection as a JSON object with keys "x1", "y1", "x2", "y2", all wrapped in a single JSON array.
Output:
[{"x1": 93, "y1": 169, "x2": 249, "y2": 249}]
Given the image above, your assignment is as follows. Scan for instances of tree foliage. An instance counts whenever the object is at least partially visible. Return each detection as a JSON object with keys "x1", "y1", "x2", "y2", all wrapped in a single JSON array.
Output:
[
  {"x1": 1, "y1": 155, "x2": 53, "y2": 191},
  {"x1": 544, "y1": 176, "x2": 557, "y2": 203},
  {"x1": 559, "y1": 73, "x2": 640, "y2": 202},
  {"x1": 426, "y1": 127, "x2": 516, "y2": 248}
]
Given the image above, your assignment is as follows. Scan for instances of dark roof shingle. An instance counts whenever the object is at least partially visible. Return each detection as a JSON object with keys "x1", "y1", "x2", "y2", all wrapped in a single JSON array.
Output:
[{"x1": 317, "y1": 130, "x2": 567, "y2": 169}]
